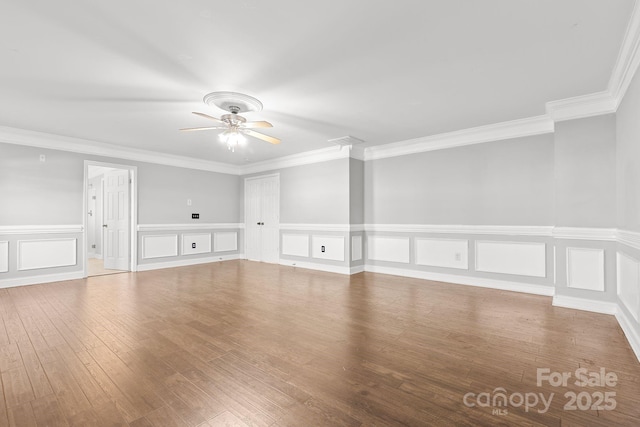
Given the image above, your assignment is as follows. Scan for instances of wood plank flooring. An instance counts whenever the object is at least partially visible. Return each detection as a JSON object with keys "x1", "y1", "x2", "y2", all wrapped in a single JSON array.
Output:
[{"x1": 0, "y1": 260, "x2": 639, "y2": 426}]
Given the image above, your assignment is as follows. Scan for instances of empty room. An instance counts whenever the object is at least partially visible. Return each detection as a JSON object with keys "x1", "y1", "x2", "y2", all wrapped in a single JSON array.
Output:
[{"x1": 2, "y1": 1, "x2": 640, "y2": 426}]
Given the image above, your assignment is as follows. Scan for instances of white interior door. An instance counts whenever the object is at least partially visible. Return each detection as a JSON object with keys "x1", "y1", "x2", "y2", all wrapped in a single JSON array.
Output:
[
  {"x1": 87, "y1": 187, "x2": 96, "y2": 257},
  {"x1": 260, "y1": 176, "x2": 280, "y2": 264},
  {"x1": 244, "y1": 175, "x2": 280, "y2": 263},
  {"x1": 104, "y1": 169, "x2": 130, "y2": 270},
  {"x1": 245, "y1": 178, "x2": 262, "y2": 261}
]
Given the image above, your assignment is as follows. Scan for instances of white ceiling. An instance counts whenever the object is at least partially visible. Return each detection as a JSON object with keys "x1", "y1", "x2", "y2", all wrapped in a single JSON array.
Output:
[{"x1": 0, "y1": 1, "x2": 634, "y2": 165}]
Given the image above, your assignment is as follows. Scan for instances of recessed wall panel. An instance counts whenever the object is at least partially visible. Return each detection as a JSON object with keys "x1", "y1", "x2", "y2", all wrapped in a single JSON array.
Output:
[
  {"x1": 0, "y1": 241, "x2": 8, "y2": 273},
  {"x1": 367, "y1": 236, "x2": 410, "y2": 264},
  {"x1": 142, "y1": 235, "x2": 178, "y2": 259},
  {"x1": 182, "y1": 233, "x2": 211, "y2": 255},
  {"x1": 282, "y1": 234, "x2": 309, "y2": 257},
  {"x1": 214, "y1": 232, "x2": 237, "y2": 252},
  {"x1": 566, "y1": 247, "x2": 605, "y2": 291},
  {"x1": 352, "y1": 236, "x2": 363, "y2": 261},
  {"x1": 17, "y1": 238, "x2": 77, "y2": 271},
  {"x1": 617, "y1": 252, "x2": 639, "y2": 321},
  {"x1": 416, "y1": 238, "x2": 468, "y2": 269},
  {"x1": 312, "y1": 236, "x2": 345, "y2": 261},
  {"x1": 476, "y1": 241, "x2": 546, "y2": 277}
]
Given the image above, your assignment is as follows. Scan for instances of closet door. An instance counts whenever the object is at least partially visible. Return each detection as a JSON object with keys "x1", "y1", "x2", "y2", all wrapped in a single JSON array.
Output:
[{"x1": 244, "y1": 175, "x2": 280, "y2": 263}]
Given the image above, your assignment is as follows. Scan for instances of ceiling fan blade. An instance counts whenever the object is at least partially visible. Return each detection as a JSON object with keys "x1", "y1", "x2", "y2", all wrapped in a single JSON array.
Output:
[
  {"x1": 242, "y1": 120, "x2": 273, "y2": 129},
  {"x1": 192, "y1": 112, "x2": 227, "y2": 125},
  {"x1": 244, "y1": 129, "x2": 281, "y2": 144},
  {"x1": 180, "y1": 126, "x2": 227, "y2": 132}
]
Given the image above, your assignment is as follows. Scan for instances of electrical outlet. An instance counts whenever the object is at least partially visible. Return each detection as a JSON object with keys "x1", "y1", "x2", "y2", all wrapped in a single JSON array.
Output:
[
  {"x1": 192, "y1": 213, "x2": 199, "y2": 219},
  {"x1": 192, "y1": 243, "x2": 196, "y2": 249},
  {"x1": 321, "y1": 245, "x2": 326, "y2": 253},
  {"x1": 454, "y1": 252, "x2": 461, "y2": 261}
]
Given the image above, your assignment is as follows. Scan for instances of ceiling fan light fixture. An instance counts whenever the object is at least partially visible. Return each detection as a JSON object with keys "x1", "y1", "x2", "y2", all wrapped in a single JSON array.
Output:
[
  {"x1": 181, "y1": 92, "x2": 280, "y2": 148},
  {"x1": 219, "y1": 129, "x2": 246, "y2": 152}
]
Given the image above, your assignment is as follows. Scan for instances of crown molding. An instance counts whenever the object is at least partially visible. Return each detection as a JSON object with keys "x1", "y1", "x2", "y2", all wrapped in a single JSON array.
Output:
[
  {"x1": 239, "y1": 146, "x2": 351, "y2": 175},
  {"x1": 545, "y1": 91, "x2": 617, "y2": 122},
  {"x1": 363, "y1": 115, "x2": 553, "y2": 161},
  {"x1": 610, "y1": 0, "x2": 640, "y2": 110},
  {"x1": 0, "y1": 125, "x2": 241, "y2": 175}
]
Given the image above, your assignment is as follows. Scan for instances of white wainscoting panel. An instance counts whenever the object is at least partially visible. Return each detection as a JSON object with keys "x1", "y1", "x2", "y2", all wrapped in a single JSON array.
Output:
[
  {"x1": 617, "y1": 252, "x2": 640, "y2": 322},
  {"x1": 312, "y1": 236, "x2": 345, "y2": 261},
  {"x1": 17, "y1": 238, "x2": 77, "y2": 271},
  {"x1": 475, "y1": 241, "x2": 546, "y2": 277},
  {"x1": 0, "y1": 241, "x2": 9, "y2": 273},
  {"x1": 352, "y1": 236, "x2": 363, "y2": 261},
  {"x1": 214, "y1": 232, "x2": 238, "y2": 252},
  {"x1": 181, "y1": 233, "x2": 211, "y2": 256},
  {"x1": 566, "y1": 247, "x2": 605, "y2": 291},
  {"x1": 367, "y1": 236, "x2": 410, "y2": 264},
  {"x1": 142, "y1": 235, "x2": 178, "y2": 259},
  {"x1": 416, "y1": 238, "x2": 468, "y2": 270},
  {"x1": 282, "y1": 234, "x2": 309, "y2": 257}
]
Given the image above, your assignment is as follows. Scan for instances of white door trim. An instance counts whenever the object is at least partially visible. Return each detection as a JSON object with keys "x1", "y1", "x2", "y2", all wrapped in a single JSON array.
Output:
[{"x1": 83, "y1": 160, "x2": 138, "y2": 277}]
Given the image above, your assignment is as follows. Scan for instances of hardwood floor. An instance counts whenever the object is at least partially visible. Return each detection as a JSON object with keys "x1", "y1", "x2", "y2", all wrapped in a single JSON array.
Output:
[
  {"x1": 1, "y1": 260, "x2": 639, "y2": 426},
  {"x1": 87, "y1": 258, "x2": 127, "y2": 277}
]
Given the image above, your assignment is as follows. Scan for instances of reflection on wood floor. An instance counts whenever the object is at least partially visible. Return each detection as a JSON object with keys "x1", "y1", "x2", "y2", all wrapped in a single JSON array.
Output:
[
  {"x1": 87, "y1": 257, "x2": 127, "y2": 277},
  {"x1": 0, "y1": 260, "x2": 639, "y2": 426}
]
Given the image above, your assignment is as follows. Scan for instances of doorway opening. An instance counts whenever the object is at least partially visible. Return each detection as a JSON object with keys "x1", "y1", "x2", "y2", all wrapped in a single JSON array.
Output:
[{"x1": 84, "y1": 161, "x2": 138, "y2": 277}]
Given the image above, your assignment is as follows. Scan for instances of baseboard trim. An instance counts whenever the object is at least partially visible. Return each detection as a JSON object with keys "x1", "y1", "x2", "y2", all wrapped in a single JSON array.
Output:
[
  {"x1": 552, "y1": 295, "x2": 618, "y2": 315},
  {"x1": 136, "y1": 254, "x2": 243, "y2": 272},
  {"x1": 0, "y1": 271, "x2": 85, "y2": 289},
  {"x1": 350, "y1": 265, "x2": 365, "y2": 274},
  {"x1": 279, "y1": 259, "x2": 352, "y2": 275},
  {"x1": 364, "y1": 265, "x2": 555, "y2": 296},
  {"x1": 615, "y1": 307, "x2": 640, "y2": 362}
]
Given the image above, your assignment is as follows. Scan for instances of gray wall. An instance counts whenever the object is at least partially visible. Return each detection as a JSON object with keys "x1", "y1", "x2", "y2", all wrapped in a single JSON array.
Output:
[
  {"x1": 243, "y1": 158, "x2": 350, "y2": 224},
  {"x1": 0, "y1": 143, "x2": 242, "y2": 226},
  {"x1": 349, "y1": 158, "x2": 365, "y2": 225},
  {"x1": 138, "y1": 163, "x2": 240, "y2": 224},
  {"x1": 617, "y1": 67, "x2": 640, "y2": 233},
  {"x1": 554, "y1": 114, "x2": 617, "y2": 228},
  {"x1": 0, "y1": 144, "x2": 84, "y2": 225},
  {"x1": 364, "y1": 134, "x2": 555, "y2": 225}
]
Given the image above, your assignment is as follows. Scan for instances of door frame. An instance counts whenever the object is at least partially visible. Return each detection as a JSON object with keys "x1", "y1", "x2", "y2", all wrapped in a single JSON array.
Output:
[
  {"x1": 83, "y1": 160, "x2": 138, "y2": 277},
  {"x1": 244, "y1": 173, "x2": 280, "y2": 263}
]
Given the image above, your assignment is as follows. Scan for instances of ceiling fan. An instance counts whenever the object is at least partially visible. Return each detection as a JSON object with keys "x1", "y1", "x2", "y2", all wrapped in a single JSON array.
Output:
[{"x1": 180, "y1": 91, "x2": 280, "y2": 151}]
